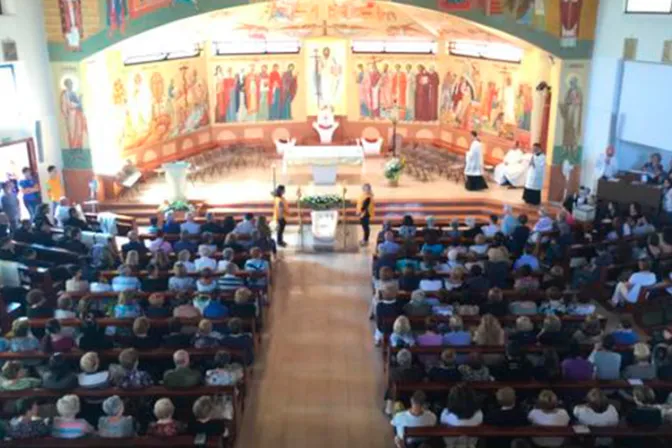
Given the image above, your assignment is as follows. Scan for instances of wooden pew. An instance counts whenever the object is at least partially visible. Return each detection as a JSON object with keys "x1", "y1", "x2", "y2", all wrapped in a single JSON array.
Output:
[
  {"x1": 0, "y1": 347, "x2": 244, "y2": 362},
  {"x1": 403, "y1": 425, "x2": 672, "y2": 444},
  {"x1": 2, "y1": 436, "x2": 223, "y2": 448}
]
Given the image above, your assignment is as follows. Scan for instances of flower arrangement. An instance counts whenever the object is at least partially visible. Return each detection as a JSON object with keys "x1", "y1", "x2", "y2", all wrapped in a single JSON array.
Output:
[
  {"x1": 158, "y1": 200, "x2": 195, "y2": 214},
  {"x1": 384, "y1": 157, "x2": 406, "y2": 181},
  {"x1": 300, "y1": 194, "x2": 343, "y2": 211}
]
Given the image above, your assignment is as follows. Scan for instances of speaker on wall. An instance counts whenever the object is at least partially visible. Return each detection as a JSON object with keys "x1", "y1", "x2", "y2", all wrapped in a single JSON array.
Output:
[{"x1": 34, "y1": 120, "x2": 44, "y2": 163}]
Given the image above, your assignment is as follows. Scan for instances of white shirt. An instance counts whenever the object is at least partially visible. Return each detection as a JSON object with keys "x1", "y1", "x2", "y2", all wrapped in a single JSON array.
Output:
[
  {"x1": 469, "y1": 244, "x2": 489, "y2": 255},
  {"x1": 55, "y1": 205, "x2": 71, "y2": 227},
  {"x1": 664, "y1": 189, "x2": 672, "y2": 213},
  {"x1": 195, "y1": 257, "x2": 217, "y2": 272},
  {"x1": 390, "y1": 410, "x2": 437, "y2": 439},
  {"x1": 419, "y1": 279, "x2": 444, "y2": 292},
  {"x1": 595, "y1": 153, "x2": 619, "y2": 179},
  {"x1": 624, "y1": 271, "x2": 657, "y2": 303},
  {"x1": 181, "y1": 260, "x2": 196, "y2": 273},
  {"x1": 440, "y1": 409, "x2": 483, "y2": 448},
  {"x1": 528, "y1": 408, "x2": 570, "y2": 448},
  {"x1": 217, "y1": 259, "x2": 233, "y2": 272},
  {"x1": 77, "y1": 371, "x2": 110, "y2": 388},
  {"x1": 525, "y1": 153, "x2": 546, "y2": 191},
  {"x1": 234, "y1": 220, "x2": 256, "y2": 235},
  {"x1": 573, "y1": 404, "x2": 619, "y2": 426},
  {"x1": 181, "y1": 221, "x2": 201, "y2": 235},
  {"x1": 464, "y1": 140, "x2": 484, "y2": 176}
]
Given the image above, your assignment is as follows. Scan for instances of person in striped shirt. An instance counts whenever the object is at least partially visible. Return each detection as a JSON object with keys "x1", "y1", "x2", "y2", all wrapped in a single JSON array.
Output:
[
  {"x1": 244, "y1": 247, "x2": 269, "y2": 288},
  {"x1": 168, "y1": 262, "x2": 196, "y2": 292},
  {"x1": 51, "y1": 395, "x2": 94, "y2": 439},
  {"x1": 218, "y1": 262, "x2": 245, "y2": 291}
]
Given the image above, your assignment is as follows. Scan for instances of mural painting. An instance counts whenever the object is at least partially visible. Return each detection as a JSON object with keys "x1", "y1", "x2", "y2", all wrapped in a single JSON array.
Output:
[
  {"x1": 305, "y1": 40, "x2": 346, "y2": 116},
  {"x1": 439, "y1": 59, "x2": 534, "y2": 142},
  {"x1": 212, "y1": 61, "x2": 298, "y2": 123},
  {"x1": 128, "y1": 0, "x2": 172, "y2": 19},
  {"x1": 111, "y1": 59, "x2": 210, "y2": 154},
  {"x1": 60, "y1": 73, "x2": 88, "y2": 150},
  {"x1": 560, "y1": 0, "x2": 584, "y2": 48},
  {"x1": 437, "y1": 0, "x2": 472, "y2": 12},
  {"x1": 555, "y1": 73, "x2": 584, "y2": 165},
  {"x1": 59, "y1": 0, "x2": 84, "y2": 51},
  {"x1": 355, "y1": 59, "x2": 439, "y2": 122}
]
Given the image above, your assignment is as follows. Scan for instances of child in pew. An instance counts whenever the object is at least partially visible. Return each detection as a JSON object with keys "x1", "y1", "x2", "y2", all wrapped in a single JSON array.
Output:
[{"x1": 147, "y1": 398, "x2": 187, "y2": 437}]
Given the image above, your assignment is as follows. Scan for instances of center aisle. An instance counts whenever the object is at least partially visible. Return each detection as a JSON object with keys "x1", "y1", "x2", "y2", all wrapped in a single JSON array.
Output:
[{"x1": 236, "y1": 252, "x2": 394, "y2": 448}]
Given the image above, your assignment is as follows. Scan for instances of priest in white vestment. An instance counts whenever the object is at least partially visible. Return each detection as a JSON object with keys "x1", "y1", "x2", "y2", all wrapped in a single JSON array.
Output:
[
  {"x1": 523, "y1": 143, "x2": 546, "y2": 205},
  {"x1": 493, "y1": 142, "x2": 532, "y2": 187},
  {"x1": 595, "y1": 145, "x2": 619, "y2": 180},
  {"x1": 464, "y1": 131, "x2": 488, "y2": 191}
]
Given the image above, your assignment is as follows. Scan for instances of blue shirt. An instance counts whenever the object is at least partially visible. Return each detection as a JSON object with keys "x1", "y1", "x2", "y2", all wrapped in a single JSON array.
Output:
[
  {"x1": 173, "y1": 240, "x2": 198, "y2": 254},
  {"x1": 589, "y1": 350, "x2": 622, "y2": 380},
  {"x1": 514, "y1": 254, "x2": 540, "y2": 271},
  {"x1": 163, "y1": 220, "x2": 181, "y2": 234},
  {"x1": 19, "y1": 179, "x2": 39, "y2": 202},
  {"x1": 501, "y1": 214, "x2": 519, "y2": 236},
  {"x1": 111, "y1": 276, "x2": 142, "y2": 292},
  {"x1": 442, "y1": 331, "x2": 471, "y2": 346},
  {"x1": 377, "y1": 241, "x2": 401, "y2": 256},
  {"x1": 218, "y1": 274, "x2": 245, "y2": 291},
  {"x1": 610, "y1": 329, "x2": 639, "y2": 346},
  {"x1": 421, "y1": 243, "x2": 444, "y2": 256},
  {"x1": 203, "y1": 301, "x2": 229, "y2": 318}
]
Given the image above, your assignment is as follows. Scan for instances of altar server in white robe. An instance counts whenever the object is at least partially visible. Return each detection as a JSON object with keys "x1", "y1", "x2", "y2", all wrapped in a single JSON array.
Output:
[
  {"x1": 464, "y1": 131, "x2": 488, "y2": 191},
  {"x1": 493, "y1": 142, "x2": 531, "y2": 187},
  {"x1": 595, "y1": 145, "x2": 619, "y2": 180},
  {"x1": 523, "y1": 143, "x2": 546, "y2": 205}
]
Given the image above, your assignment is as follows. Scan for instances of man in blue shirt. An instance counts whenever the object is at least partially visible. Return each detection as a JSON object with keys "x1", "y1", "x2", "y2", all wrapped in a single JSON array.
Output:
[
  {"x1": 513, "y1": 245, "x2": 540, "y2": 272},
  {"x1": 173, "y1": 231, "x2": 198, "y2": 254},
  {"x1": 588, "y1": 334, "x2": 622, "y2": 380},
  {"x1": 121, "y1": 231, "x2": 148, "y2": 257},
  {"x1": 18, "y1": 167, "x2": 41, "y2": 219},
  {"x1": 180, "y1": 212, "x2": 201, "y2": 235},
  {"x1": 610, "y1": 318, "x2": 640, "y2": 346},
  {"x1": 377, "y1": 231, "x2": 400, "y2": 257},
  {"x1": 162, "y1": 212, "x2": 181, "y2": 234}
]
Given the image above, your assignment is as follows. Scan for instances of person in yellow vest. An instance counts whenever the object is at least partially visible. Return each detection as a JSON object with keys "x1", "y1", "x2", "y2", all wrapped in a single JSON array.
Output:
[
  {"x1": 357, "y1": 183, "x2": 375, "y2": 246},
  {"x1": 273, "y1": 184, "x2": 288, "y2": 248},
  {"x1": 46, "y1": 165, "x2": 64, "y2": 217}
]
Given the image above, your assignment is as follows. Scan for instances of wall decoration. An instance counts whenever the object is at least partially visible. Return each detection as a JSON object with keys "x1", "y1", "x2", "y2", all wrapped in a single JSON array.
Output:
[
  {"x1": 106, "y1": 0, "x2": 129, "y2": 36},
  {"x1": 60, "y1": 73, "x2": 88, "y2": 149},
  {"x1": 329, "y1": 0, "x2": 398, "y2": 22},
  {"x1": 355, "y1": 59, "x2": 439, "y2": 122},
  {"x1": 440, "y1": 59, "x2": 532, "y2": 140},
  {"x1": 213, "y1": 61, "x2": 298, "y2": 123},
  {"x1": 437, "y1": 0, "x2": 472, "y2": 12},
  {"x1": 59, "y1": 0, "x2": 84, "y2": 51},
  {"x1": 503, "y1": 0, "x2": 534, "y2": 24},
  {"x1": 560, "y1": 0, "x2": 583, "y2": 48},
  {"x1": 112, "y1": 59, "x2": 210, "y2": 154},
  {"x1": 557, "y1": 74, "x2": 583, "y2": 163},
  {"x1": 1, "y1": 39, "x2": 18, "y2": 61},
  {"x1": 305, "y1": 39, "x2": 346, "y2": 116},
  {"x1": 128, "y1": 0, "x2": 172, "y2": 19}
]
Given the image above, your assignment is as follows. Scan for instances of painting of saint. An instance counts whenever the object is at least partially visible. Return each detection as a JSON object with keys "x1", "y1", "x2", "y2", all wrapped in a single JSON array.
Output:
[
  {"x1": 379, "y1": 64, "x2": 393, "y2": 117},
  {"x1": 59, "y1": 0, "x2": 83, "y2": 51},
  {"x1": 305, "y1": 40, "x2": 346, "y2": 115},
  {"x1": 391, "y1": 64, "x2": 407, "y2": 119},
  {"x1": 312, "y1": 46, "x2": 343, "y2": 110},
  {"x1": 244, "y1": 64, "x2": 260, "y2": 122},
  {"x1": 60, "y1": 77, "x2": 88, "y2": 149},
  {"x1": 269, "y1": 64, "x2": 283, "y2": 120},
  {"x1": 440, "y1": 72, "x2": 454, "y2": 115},
  {"x1": 558, "y1": 76, "x2": 583, "y2": 159},
  {"x1": 560, "y1": 0, "x2": 583, "y2": 48},
  {"x1": 106, "y1": 0, "x2": 128, "y2": 35},
  {"x1": 369, "y1": 62, "x2": 381, "y2": 118},
  {"x1": 502, "y1": 76, "x2": 516, "y2": 125},
  {"x1": 355, "y1": 64, "x2": 369, "y2": 118},
  {"x1": 258, "y1": 65, "x2": 270, "y2": 122},
  {"x1": 516, "y1": 83, "x2": 533, "y2": 130},
  {"x1": 214, "y1": 66, "x2": 227, "y2": 123},
  {"x1": 404, "y1": 64, "x2": 415, "y2": 121},
  {"x1": 224, "y1": 68, "x2": 238, "y2": 123},
  {"x1": 280, "y1": 63, "x2": 297, "y2": 120},
  {"x1": 428, "y1": 65, "x2": 440, "y2": 121}
]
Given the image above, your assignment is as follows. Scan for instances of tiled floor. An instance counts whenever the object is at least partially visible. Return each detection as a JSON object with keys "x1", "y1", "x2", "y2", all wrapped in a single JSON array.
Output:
[{"x1": 236, "y1": 249, "x2": 394, "y2": 448}]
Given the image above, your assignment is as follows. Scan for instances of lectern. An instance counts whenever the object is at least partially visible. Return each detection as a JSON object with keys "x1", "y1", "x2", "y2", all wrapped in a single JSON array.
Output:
[{"x1": 162, "y1": 161, "x2": 190, "y2": 202}]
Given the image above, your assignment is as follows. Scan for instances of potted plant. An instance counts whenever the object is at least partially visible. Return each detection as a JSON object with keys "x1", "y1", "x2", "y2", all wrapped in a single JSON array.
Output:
[
  {"x1": 384, "y1": 157, "x2": 406, "y2": 187},
  {"x1": 158, "y1": 199, "x2": 196, "y2": 222},
  {"x1": 299, "y1": 194, "x2": 343, "y2": 211}
]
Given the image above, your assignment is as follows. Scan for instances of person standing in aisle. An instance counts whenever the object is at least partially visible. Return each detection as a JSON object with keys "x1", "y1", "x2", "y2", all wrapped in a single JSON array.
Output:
[
  {"x1": 523, "y1": 143, "x2": 546, "y2": 205},
  {"x1": 273, "y1": 185, "x2": 288, "y2": 247},
  {"x1": 46, "y1": 166, "x2": 64, "y2": 218},
  {"x1": 19, "y1": 167, "x2": 42, "y2": 219},
  {"x1": 357, "y1": 183, "x2": 375, "y2": 246}
]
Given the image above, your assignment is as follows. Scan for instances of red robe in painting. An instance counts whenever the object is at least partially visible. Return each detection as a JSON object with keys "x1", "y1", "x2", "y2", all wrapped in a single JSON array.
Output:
[
  {"x1": 269, "y1": 68, "x2": 282, "y2": 120},
  {"x1": 391, "y1": 70, "x2": 407, "y2": 112},
  {"x1": 428, "y1": 69, "x2": 440, "y2": 121},
  {"x1": 379, "y1": 68, "x2": 393, "y2": 112},
  {"x1": 59, "y1": 0, "x2": 83, "y2": 50},
  {"x1": 415, "y1": 68, "x2": 431, "y2": 122},
  {"x1": 560, "y1": 0, "x2": 583, "y2": 41}
]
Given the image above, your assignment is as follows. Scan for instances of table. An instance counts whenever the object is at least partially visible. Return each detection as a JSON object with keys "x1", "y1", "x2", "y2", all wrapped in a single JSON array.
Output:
[
  {"x1": 282, "y1": 145, "x2": 365, "y2": 185},
  {"x1": 597, "y1": 177, "x2": 663, "y2": 213}
]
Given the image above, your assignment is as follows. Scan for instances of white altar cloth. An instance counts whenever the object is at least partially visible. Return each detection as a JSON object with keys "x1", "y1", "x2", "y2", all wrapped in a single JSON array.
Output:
[{"x1": 282, "y1": 145, "x2": 365, "y2": 185}]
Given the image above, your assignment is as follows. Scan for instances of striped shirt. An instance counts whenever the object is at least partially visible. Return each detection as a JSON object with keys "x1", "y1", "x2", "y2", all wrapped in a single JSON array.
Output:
[
  {"x1": 218, "y1": 274, "x2": 245, "y2": 291},
  {"x1": 111, "y1": 276, "x2": 142, "y2": 292},
  {"x1": 168, "y1": 276, "x2": 196, "y2": 292},
  {"x1": 52, "y1": 418, "x2": 92, "y2": 439},
  {"x1": 244, "y1": 259, "x2": 269, "y2": 287}
]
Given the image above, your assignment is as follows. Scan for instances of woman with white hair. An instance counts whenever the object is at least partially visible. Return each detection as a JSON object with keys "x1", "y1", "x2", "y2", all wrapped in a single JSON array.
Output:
[
  {"x1": 177, "y1": 249, "x2": 196, "y2": 273},
  {"x1": 52, "y1": 394, "x2": 93, "y2": 438},
  {"x1": 403, "y1": 290, "x2": 432, "y2": 317},
  {"x1": 98, "y1": 395, "x2": 136, "y2": 438},
  {"x1": 195, "y1": 245, "x2": 217, "y2": 272},
  {"x1": 390, "y1": 316, "x2": 415, "y2": 347}
]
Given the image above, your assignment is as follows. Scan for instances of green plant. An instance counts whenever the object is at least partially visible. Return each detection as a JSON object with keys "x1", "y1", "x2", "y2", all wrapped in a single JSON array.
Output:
[
  {"x1": 300, "y1": 194, "x2": 343, "y2": 211},
  {"x1": 384, "y1": 157, "x2": 406, "y2": 181},
  {"x1": 158, "y1": 200, "x2": 195, "y2": 213}
]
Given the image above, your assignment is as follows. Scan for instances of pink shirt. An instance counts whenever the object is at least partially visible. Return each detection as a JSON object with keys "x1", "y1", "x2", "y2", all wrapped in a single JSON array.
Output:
[
  {"x1": 416, "y1": 332, "x2": 443, "y2": 346},
  {"x1": 149, "y1": 239, "x2": 172, "y2": 254}
]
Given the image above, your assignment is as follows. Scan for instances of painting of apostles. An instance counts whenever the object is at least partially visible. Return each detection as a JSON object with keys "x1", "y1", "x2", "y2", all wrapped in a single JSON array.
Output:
[
  {"x1": 214, "y1": 62, "x2": 298, "y2": 123},
  {"x1": 356, "y1": 61, "x2": 439, "y2": 122}
]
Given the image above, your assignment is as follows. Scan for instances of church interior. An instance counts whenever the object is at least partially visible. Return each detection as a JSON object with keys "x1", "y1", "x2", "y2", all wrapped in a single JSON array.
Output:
[{"x1": 3, "y1": 0, "x2": 672, "y2": 447}]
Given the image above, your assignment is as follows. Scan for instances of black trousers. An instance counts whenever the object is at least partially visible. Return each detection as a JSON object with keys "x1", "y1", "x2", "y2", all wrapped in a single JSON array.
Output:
[
  {"x1": 360, "y1": 216, "x2": 371, "y2": 242},
  {"x1": 277, "y1": 218, "x2": 287, "y2": 244}
]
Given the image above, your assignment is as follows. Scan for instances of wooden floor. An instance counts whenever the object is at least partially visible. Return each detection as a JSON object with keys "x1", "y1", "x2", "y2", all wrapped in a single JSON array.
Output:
[{"x1": 236, "y1": 250, "x2": 394, "y2": 448}]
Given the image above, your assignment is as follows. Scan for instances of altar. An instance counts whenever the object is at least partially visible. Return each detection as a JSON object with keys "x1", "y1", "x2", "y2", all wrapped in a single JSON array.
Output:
[{"x1": 282, "y1": 145, "x2": 365, "y2": 185}]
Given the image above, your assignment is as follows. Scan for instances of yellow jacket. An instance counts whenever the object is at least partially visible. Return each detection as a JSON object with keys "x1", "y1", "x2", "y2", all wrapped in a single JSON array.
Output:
[
  {"x1": 356, "y1": 193, "x2": 374, "y2": 219},
  {"x1": 273, "y1": 196, "x2": 288, "y2": 222}
]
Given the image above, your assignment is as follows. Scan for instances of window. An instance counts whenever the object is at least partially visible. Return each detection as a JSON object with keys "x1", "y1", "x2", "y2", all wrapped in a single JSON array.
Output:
[
  {"x1": 351, "y1": 40, "x2": 437, "y2": 54},
  {"x1": 123, "y1": 44, "x2": 201, "y2": 66},
  {"x1": 0, "y1": 65, "x2": 19, "y2": 125},
  {"x1": 625, "y1": 0, "x2": 672, "y2": 13},
  {"x1": 448, "y1": 41, "x2": 524, "y2": 63},
  {"x1": 214, "y1": 40, "x2": 301, "y2": 56}
]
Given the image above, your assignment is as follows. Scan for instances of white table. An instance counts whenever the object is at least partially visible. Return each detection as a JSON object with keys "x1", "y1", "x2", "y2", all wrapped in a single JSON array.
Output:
[{"x1": 282, "y1": 145, "x2": 365, "y2": 185}]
